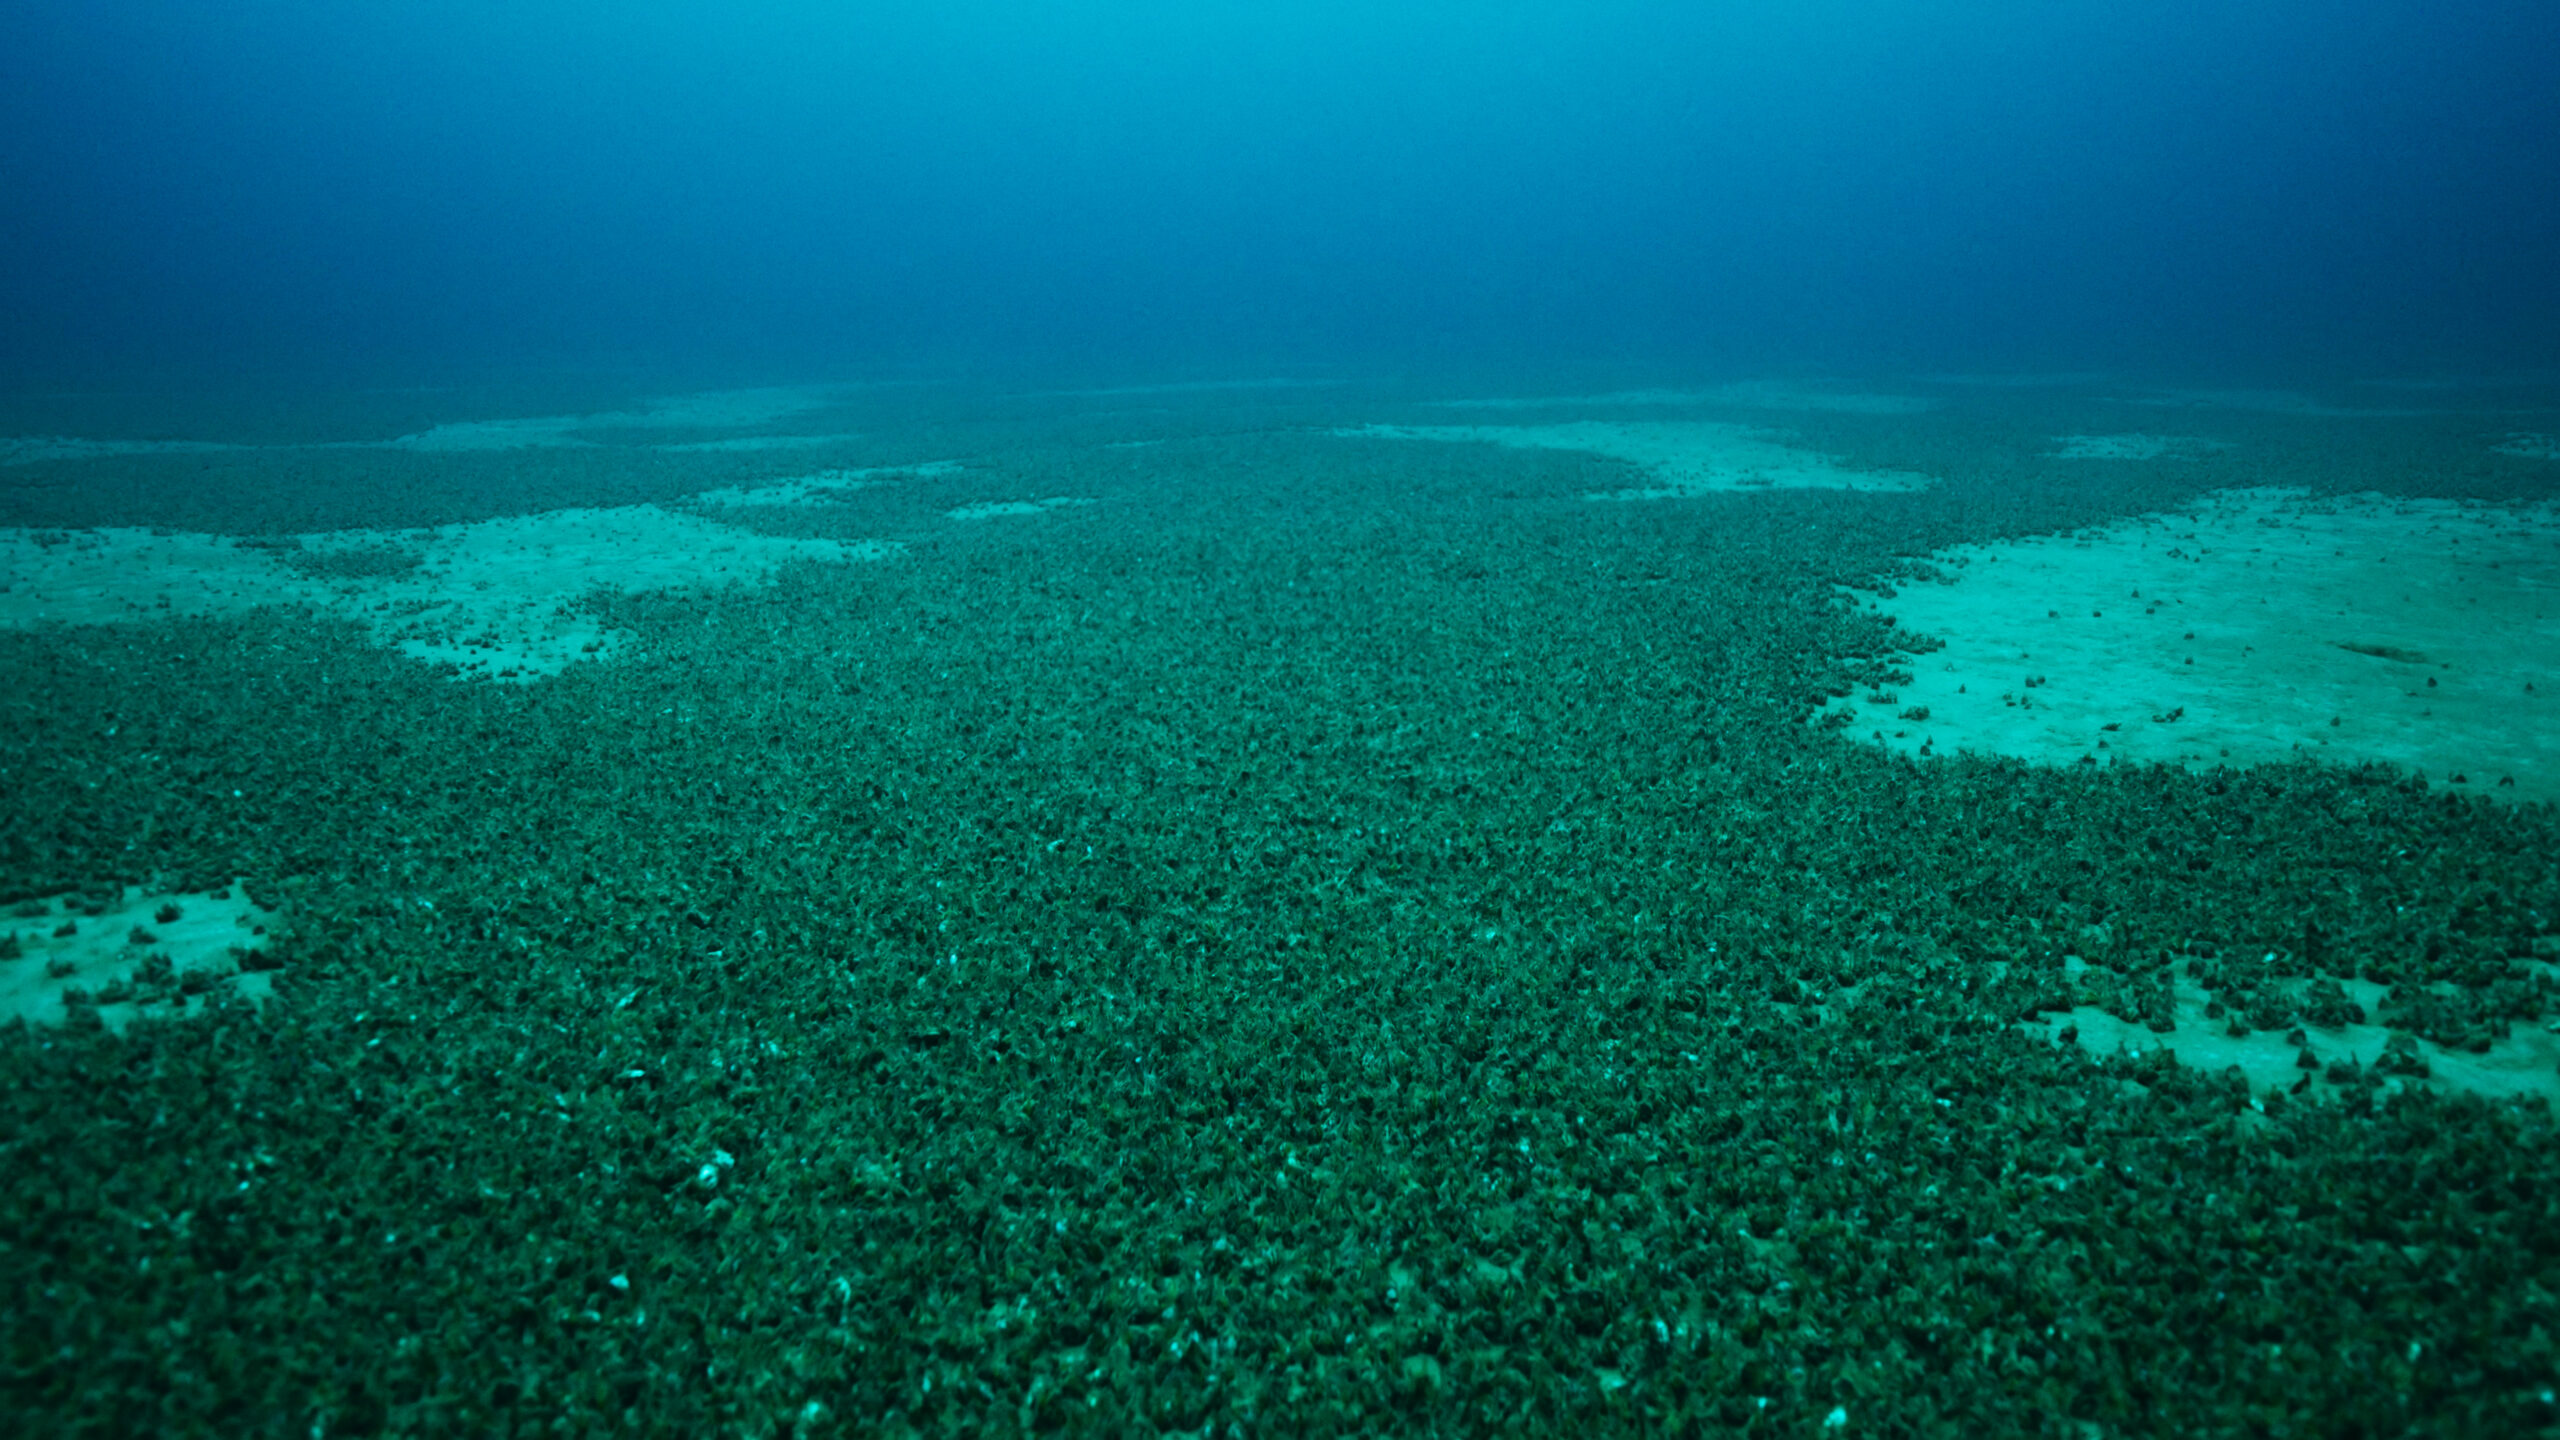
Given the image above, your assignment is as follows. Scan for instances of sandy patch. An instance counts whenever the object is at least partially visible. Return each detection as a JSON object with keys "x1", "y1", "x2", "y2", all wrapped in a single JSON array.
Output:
[
  {"x1": 0, "y1": 507, "x2": 897, "y2": 681},
  {"x1": 1823, "y1": 488, "x2": 2560, "y2": 800},
  {"x1": 1428, "y1": 381, "x2": 1933, "y2": 415},
  {"x1": 1033, "y1": 378, "x2": 1341, "y2": 397},
  {"x1": 694, "y1": 461, "x2": 962, "y2": 508},
  {"x1": 1341, "y1": 421, "x2": 1934, "y2": 497},
  {"x1": 1426, "y1": 390, "x2": 1707, "y2": 411},
  {"x1": 626, "y1": 386, "x2": 845, "y2": 428},
  {"x1": 653, "y1": 433, "x2": 867, "y2": 453},
  {"x1": 2019, "y1": 955, "x2": 2560, "y2": 1108},
  {"x1": 1686, "y1": 380, "x2": 1935, "y2": 415},
  {"x1": 2494, "y1": 432, "x2": 2560, "y2": 460},
  {"x1": 4, "y1": 387, "x2": 857, "y2": 462},
  {"x1": 2, "y1": 882, "x2": 283, "y2": 1032},
  {"x1": 384, "y1": 416, "x2": 597, "y2": 452},
  {"x1": 2115, "y1": 388, "x2": 2423, "y2": 418},
  {"x1": 2353, "y1": 374, "x2": 2551, "y2": 393},
  {"x1": 948, "y1": 497, "x2": 1096, "y2": 521},
  {"x1": 384, "y1": 387, "x2": 846, "y2": 452},
  {"x1": 2048, "y1": 434, "x2": 2224, "y2": 461},
  {"x1": 1, "y1": 437, "x2": 248, "y2": 467},
  {"x1": 1918, "y1": 372, "x2": 2115, "y2": 389}
]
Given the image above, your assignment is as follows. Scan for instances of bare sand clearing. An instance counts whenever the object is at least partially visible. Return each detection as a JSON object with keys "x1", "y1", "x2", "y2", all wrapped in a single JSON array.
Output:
[
  {"x1": 948, "y1": 497, "x2": 1096, "y2": 521},
  {"x1": 0, "y1": 506, "x2": 897, "y2": 680},
  {"x1": 2047, "y1": 433, "x2": 2226, "y2": 460},
  {"x1": 1, "y1": 437, "x2": 248, "y2": 466},
  {"x1": 1423, "y1": 381, "x2": 1936, "y2": 415},
  {"x1": 1340, "y1": 420, "x2": 1934, "y2": 496},
  {"x1": 0, "y1": 882, "x2": 283, "y2": 1032},
  {"x1": 693, "y1": 461, "x2": 963, "y2": 508},
  {"x1": 2015, "y1": 955, "x2": 2560, "y2": 1109},
  {"x1": 1, "y1": 385, "x2": 867, "y2": 461},
  {"x1": 1830, "y1": 485, "x2": 2560, "y2": 1104},
  {"x1": 380, "y1": 385, "x2": 849, "y2": 452},
  {"x1": 2113, "y1": 387, "x2": 2428, "y2": 418},
  {"x1": 1822, "y1": 487, "x2": 2560, "y2": 803},
  {"x1": 0, "y1": 385, "x2": 1107, "y2": 681}
]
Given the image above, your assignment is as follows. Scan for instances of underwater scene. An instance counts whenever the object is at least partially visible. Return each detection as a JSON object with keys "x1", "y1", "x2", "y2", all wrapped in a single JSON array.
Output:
[{"x1": 5, "y1": 3, "x2": 2560, "y2": 1437}]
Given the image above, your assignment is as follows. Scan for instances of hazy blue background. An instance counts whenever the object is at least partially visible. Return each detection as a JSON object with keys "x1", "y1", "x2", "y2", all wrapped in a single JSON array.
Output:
[{"x1": 4, "y1": 0, "x2": 2556, "y2": 385}]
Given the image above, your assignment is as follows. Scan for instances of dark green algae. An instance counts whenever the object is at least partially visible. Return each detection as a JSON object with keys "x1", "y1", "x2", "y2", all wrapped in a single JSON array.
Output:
[{"x1": 1, "y1": 394, "x2": 2557, "y2": 1436}]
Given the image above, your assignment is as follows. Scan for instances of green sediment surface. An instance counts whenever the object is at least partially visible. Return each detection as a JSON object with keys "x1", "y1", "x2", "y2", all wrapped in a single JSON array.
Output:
[{"x1": 3, "y1": 375, "x2": 2559, "y2": 1434}]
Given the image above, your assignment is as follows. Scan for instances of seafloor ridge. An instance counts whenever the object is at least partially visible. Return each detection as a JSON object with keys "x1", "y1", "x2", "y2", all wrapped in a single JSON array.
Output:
[{"x1": 2, "y1": 372, "x2": 2556, "y2": 1434}]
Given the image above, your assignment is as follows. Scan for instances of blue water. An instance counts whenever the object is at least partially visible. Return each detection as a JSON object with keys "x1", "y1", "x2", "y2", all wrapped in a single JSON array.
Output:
[{"x1": 3, "y1": 0, "x2": 2556, "y2": 385}]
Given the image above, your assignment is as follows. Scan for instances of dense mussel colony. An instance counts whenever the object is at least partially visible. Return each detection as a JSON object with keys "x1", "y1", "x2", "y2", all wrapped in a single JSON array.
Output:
[{"x1": 3, "y1": 384, "x2": 2555, "y2": 1435}]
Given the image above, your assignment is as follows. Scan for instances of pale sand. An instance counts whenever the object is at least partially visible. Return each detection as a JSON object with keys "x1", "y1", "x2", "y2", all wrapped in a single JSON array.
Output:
[
  {"x1": 1425, "y1": 381, "x2": 1936, "y2": 415},
  {"x1": 2114, "y1": 387, "x2": 2427, "y2": 418},
  {"x1": 1825, "y1": 487, "x2": 2560, "y2": 802},
  {"x1": 948, "y1": 497, "x2": 1096, "y2": 521},
  {"x1": 0, "y1": 506, "x2": 897, "y2": 681},
  {"x1": 0, "y1": 883, "x2": 282, "y2": 1032},
  {"x1": 2, "y1": 385, "x2": 860, "y2": 461},
  {"x1": 693, "y1": 461, "x2": 963, "y2": 508},
  {"x1": 1, "y1": 437, "x2": 249, "y2": 467},
  {"x1": 2047, "y1": 433, "x2": 2225, "y2": 461},
  {"x1": 2015, "y1": 956, "x2": 2560, "y2": 1108},
  {"x1": 1340, "y1": 420, "x2": 1934, "y2": 497}
]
